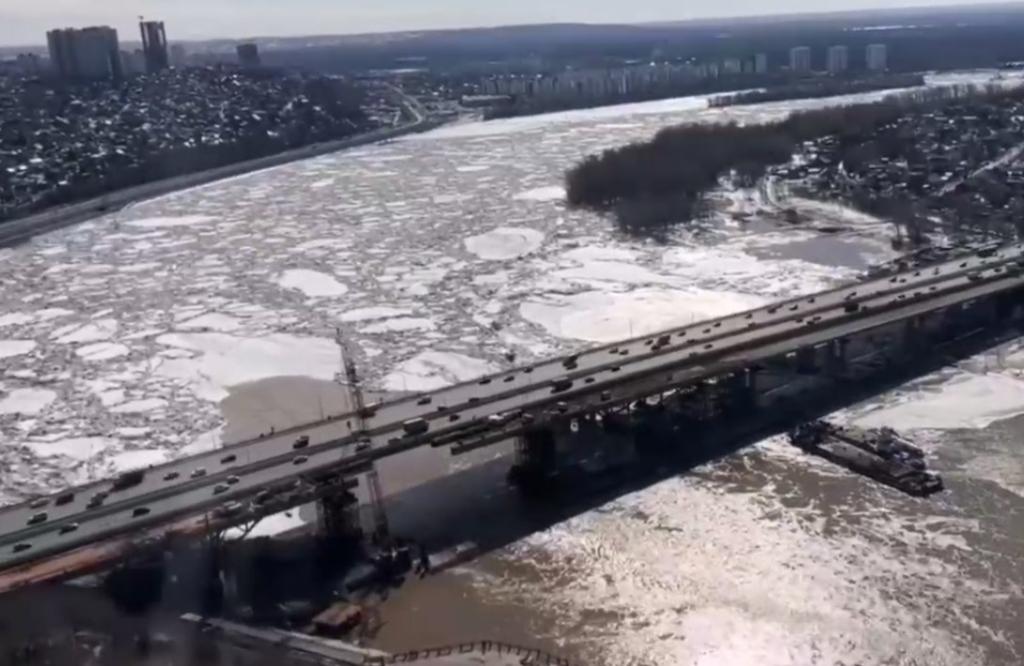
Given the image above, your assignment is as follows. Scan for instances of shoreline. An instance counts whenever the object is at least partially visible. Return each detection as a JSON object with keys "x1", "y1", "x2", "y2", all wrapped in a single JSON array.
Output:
[{"x1": 0, "y1": 107, "x2": 443, "y2": 248}]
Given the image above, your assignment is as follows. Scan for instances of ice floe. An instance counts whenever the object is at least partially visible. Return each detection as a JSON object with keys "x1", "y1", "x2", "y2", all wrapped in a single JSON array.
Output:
[
  {"x1": 276, "y1": 269, "x2": 348, "y2": 297},
  {"x1": 382, "y1": 351, "x2": 499, "y2": 392},
  {"x1": 0, "y1": 340, "x2": 36, "y2": 358},
  {"x1": 464, "y1": 227, "x2": 545, "y2": 260},
  {"x1": 53, "y1": 319, "x2": 118, "y2": 344},
  {"x1": 154, "y1": 332, "x2": 340, "y2": 402},
  {"x1": 27, "y1": 436, "x2": 117, "y2": 461},
  {"x1": 359, "y1": 317, "x2": 436, "y2": 334},
  {"x1": 0, "y1": 388, "x2": 57, "y2": 415},
  {"x1": 513, "y1": 185, "x2": 566, "y2": 202},
  {"x1": 520, "y1": 288, "x2": 765, "y2": 343},
  {"x1": 75, "y1": 342, "x2": 130, "y2": 362},
  {"x1": 340, "y1": 306, "x2": 414, "y2": 322},
  {"x1": 125, "y1": 215, "x2": 217, "y2": 229}
]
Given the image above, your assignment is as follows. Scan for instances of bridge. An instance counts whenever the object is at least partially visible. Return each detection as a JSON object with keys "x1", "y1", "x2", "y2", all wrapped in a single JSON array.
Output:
[{"x1": 2, "y1": 243, "x2": 1024, "y2": 593}]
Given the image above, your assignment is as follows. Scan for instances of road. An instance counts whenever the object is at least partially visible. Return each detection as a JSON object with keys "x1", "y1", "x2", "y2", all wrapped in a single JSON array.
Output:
[{"x1": 1, "y1": 243, "x2": 1023, "y2": 576}]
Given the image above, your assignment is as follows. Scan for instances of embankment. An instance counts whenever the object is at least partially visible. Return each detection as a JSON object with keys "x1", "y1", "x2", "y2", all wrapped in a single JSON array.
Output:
[{"x1": 0, "y1": 113, "x2": 442, "y2": 247}]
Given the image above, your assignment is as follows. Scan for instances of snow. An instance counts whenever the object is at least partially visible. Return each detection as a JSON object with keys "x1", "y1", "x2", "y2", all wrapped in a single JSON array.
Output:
[
  {"x1": 339, "y1": 306, "x2": 414, "y2": 322},
  {"x1": 464, "y1": 227, "x2": 545, "y2": 260},
  {"x1": 0, "y1": 388, "x2": 57, "y2": 415},
  {"x1": 0, "y1": 340, "x2": 36, "y2": 359},
  {"x1": 75, "y1": 342, "x2": 130, "y2": 362},
  {"x1": 359, "y1": 317, "x2": 436, "y2": 333},
  {"x1": 27, "y1": 436, "x2": 117, "y2": 461},
  {"x1": 54, "y1": 319, "x2": 118, "y2": 344},
  {"x1": 513, "y1": 185, "x2": 566, "y2": 202},
  {"x1": 521, "y1": 288, "x2": 766, "y2": 343},
  {"x1": 154, "y1": 332, "x2": 341, "y2": 402},
  {"x1": 276, "y1": 269, "x2": 348, "y2": 297},
  {"x1": 382, "y1": 351, "x2": 499, "y2": 392},
  {"x1": 125, "y1": 215, "x2": 217, "y2": 229}
]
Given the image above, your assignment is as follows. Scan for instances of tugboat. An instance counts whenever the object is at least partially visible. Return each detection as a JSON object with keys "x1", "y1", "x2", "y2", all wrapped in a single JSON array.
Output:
[{"x1": 789, "y1": 420, "x2": 943, "y2": 497}]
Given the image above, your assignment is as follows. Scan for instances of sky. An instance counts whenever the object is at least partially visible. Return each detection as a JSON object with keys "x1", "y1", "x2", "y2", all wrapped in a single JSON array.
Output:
[{"x1": 0, "y1": 0, "x2": 1006, "y2": 46}]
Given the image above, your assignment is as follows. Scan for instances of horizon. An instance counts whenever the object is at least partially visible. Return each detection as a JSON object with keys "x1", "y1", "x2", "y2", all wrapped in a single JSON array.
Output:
[{"x1": 0, "y1": 0, "x2": 1017, "y2": 48}]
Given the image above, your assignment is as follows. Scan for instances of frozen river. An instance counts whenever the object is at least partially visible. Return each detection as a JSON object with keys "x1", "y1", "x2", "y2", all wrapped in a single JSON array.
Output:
[{"x1": 1, "y1": 71, "x2": 1023, "y2": 664}]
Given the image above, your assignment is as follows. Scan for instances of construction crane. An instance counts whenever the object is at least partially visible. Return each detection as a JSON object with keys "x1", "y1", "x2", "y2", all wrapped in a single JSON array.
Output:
[{"x1": 336, "y1": 328, "x2": 389, "y2": 543}]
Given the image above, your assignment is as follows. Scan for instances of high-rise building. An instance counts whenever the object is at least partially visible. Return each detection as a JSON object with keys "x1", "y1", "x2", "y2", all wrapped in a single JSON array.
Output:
[
  {"x1": 755, "y1": 53, "x2": 769, "y2": 74},
  {"x1": 236, "y1": 43, "x2": 261, "y2": 68},
  {"x1": 866, "y1": 43, "x2": 888, "y2": 72},
  {"x1": 46, "y1": 26, "x2": 122, "y2": 80},
  {"x1": 789, "y1": 46, "x2": 811, "y2": 73},
  {"x1": 827, "y1": 45, "x2": 849, "y2": 74},
  {"x1": 722, "y1": 57, "x2": 742, "y2": 75},
  {"x1": 139, "y1": 20, "x2": 169, "y2": 73}
]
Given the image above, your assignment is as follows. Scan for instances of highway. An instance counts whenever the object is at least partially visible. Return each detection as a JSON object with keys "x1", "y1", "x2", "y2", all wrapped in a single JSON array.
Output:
[{"x1": 1, "y1": 243, "x2": 1023, "y2": 575}]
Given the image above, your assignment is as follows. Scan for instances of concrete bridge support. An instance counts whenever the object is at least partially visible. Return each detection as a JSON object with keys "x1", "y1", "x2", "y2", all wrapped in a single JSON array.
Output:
[
  {"x1": 508, "y1": 427, "x2": 558, "y2": 494},
  {"x1": 824, "y1": 338, "x2": 849, "y2": 377},
  {"x1": 795, "y1": 347, "x2": 819, "y2": 375},
  {"x1": 317, "y1": 487, "x2": 361, "y2": 541}
]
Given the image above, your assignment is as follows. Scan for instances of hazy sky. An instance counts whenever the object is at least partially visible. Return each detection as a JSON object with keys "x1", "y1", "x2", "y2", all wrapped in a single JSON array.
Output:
[{"x1": 0, "y1": 0, "x2": 1002, "y2": 46}]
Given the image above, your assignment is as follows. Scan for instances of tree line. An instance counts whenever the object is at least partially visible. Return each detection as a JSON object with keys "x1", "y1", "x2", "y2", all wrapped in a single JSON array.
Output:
[{"x1": 565, "y1": 82, "x2": 1017, "y2": 237}]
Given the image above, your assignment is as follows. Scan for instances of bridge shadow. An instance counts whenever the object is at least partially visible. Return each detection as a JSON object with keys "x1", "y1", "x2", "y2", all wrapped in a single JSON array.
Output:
[{"x1": 381, "y1": 324, "x2": 1023, "y2": 558}]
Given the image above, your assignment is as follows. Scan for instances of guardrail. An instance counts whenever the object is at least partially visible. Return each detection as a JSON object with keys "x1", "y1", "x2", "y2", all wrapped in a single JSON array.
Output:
[{"x1": 366, "y1": 640, "x2": 572, "y2": 665}]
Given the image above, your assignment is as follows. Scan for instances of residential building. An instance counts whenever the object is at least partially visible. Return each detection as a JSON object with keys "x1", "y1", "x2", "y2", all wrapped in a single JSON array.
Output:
[
  {"x1": 789, "y1": 46, "x2": 811, "y2": 73},
  {"x1": 170, "y1": 44, "x2": 187, "y2": 67},
  {"x1": 827, "y1": 45, "x2": 849, "y2": 74},
  {"x1": 236, "y1": 43, "x2": 261, "y2": 68},
  {"x1": 866, "y1": 43, "x2": 888, "y2": 71},
  {"x1": 46, "y1": 26, "x2": 122, "y2": 80},
  {"x1": 140, "y1": 20, "x2": 169, "y2": 73},
  {"x1": 120, "y1": 49, "x2": 146, "y2": 75},
  {"x1": 14, "y1": 53, "x2": 43, "y2": 76},
  {"x1": 755, "y1": 53, "x2": 769, "y2": 74}
]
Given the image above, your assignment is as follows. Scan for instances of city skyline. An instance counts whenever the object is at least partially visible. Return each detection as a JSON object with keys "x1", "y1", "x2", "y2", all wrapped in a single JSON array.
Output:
[{"x1": 0, "y1": 0, "x2": 1009, "y2": 46}]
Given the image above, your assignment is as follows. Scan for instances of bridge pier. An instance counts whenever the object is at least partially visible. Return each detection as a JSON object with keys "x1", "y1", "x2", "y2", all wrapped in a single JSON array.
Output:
[
  {"x1": 794, "y1": 347, "x2": 819, "y2": 375},
  {"x1": 508, "y1": 427, "x2": 558, "y2": 495},
  {"x1": 824, "y1": 338, "x2": 849, "y2": 377},
  {"x1": 316, "y1": 486, "x2": 361, "y2": 541}
]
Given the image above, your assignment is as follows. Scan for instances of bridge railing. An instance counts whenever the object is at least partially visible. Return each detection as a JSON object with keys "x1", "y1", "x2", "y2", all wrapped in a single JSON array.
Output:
[{"x1": 365, "y1": 639, "x2": 573, "y2": 665}]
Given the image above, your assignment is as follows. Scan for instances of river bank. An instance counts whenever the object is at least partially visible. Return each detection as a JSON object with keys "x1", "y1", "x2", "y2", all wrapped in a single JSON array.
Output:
[{"x1": 0, "y1": 108, "x2": 443, "y2": 248}]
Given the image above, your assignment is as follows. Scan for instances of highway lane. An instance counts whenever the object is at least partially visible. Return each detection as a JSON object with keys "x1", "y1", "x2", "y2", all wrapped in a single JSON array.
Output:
[
  {"x1": 4, "y1": 243, "x2": 1020, "y2": 540},
  {"x1": 3, "y1": 257, "x2": 1023, "y2": 569},
  {"x1": 1, "y1": 245, "x2": 1022, "y2": 547}
]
